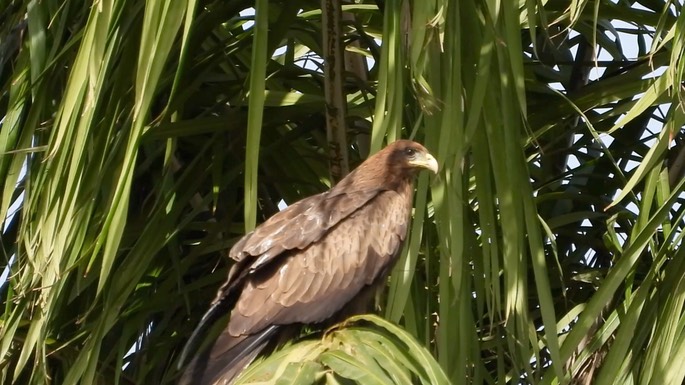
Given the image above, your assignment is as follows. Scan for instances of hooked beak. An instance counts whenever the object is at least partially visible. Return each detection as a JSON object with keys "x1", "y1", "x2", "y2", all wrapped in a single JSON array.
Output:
[{"x1": 410, "y1": 153, "x2": 439, "y2": 174}]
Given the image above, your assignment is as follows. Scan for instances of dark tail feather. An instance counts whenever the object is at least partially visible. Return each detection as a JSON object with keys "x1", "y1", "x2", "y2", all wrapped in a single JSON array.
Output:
[
  {"x1": 178, "y1": 298, "x2": 232, "y2": 369},
  {"x1": 179, "y1": 325, "x2": 280, "y2": 385}
]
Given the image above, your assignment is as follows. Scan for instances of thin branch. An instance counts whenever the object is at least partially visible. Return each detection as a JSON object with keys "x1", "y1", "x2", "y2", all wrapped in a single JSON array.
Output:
[{"x1": 322, "y1": 0, "x2": 349, "y2": 182}]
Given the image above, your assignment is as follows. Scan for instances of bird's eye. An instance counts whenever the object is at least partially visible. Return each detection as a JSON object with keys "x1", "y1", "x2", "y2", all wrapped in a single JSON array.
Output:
[{"x1": 404, "y1": 147, "x2": 416, "y2": 157}]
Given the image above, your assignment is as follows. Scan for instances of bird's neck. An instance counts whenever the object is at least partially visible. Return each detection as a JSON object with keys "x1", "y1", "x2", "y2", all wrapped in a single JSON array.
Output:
[{"x1": 397, "y1": 177, "x2": 415, "y2": 210}]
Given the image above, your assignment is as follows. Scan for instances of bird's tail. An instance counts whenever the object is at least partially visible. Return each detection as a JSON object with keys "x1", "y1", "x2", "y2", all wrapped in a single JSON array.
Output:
[{"x1": 179, "y1": 325, "x2": 280, "y2": 385}]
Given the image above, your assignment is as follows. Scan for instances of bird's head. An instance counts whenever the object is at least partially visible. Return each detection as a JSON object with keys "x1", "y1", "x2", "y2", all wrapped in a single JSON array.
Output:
[
  {"x1": 386, "y1": 140, "x2": 439, "y2": 176},
  {"x1": 333, "y1": 140, "x2": 438, "y2": 192}
]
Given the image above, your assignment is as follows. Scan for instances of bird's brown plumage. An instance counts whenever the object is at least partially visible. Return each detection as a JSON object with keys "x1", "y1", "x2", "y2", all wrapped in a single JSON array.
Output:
[{"x1": 179, "y1": 140, "x2": 438, "y2": 385}]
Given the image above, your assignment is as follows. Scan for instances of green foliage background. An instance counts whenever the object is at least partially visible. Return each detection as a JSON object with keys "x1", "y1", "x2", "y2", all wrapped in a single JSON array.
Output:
[{"x1": 1, "y1": 0, "x2": 685, "y2": 384}]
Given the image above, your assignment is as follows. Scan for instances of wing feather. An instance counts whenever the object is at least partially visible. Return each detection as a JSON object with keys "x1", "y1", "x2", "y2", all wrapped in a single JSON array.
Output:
[
  {"x1": 227, "y1": 189, "x2": 411, "y2": 337},
  {"x1": 230, "y1": 189, "x2": 382, "y2": 267},
  {"x1": 276, "y1": 263, "x2": 299, "y2": 293}
]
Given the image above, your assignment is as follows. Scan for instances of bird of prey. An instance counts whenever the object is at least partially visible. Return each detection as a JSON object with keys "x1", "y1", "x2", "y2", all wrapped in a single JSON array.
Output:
[{"x1": 179, "y1": 140, "x2": 438, "y2": 385}]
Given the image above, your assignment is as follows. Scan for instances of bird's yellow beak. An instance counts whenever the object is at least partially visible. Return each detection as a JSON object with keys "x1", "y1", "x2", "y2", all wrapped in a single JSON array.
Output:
[{"x1": 410, "y1": 153, "x2": 439, "y2": 174}]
